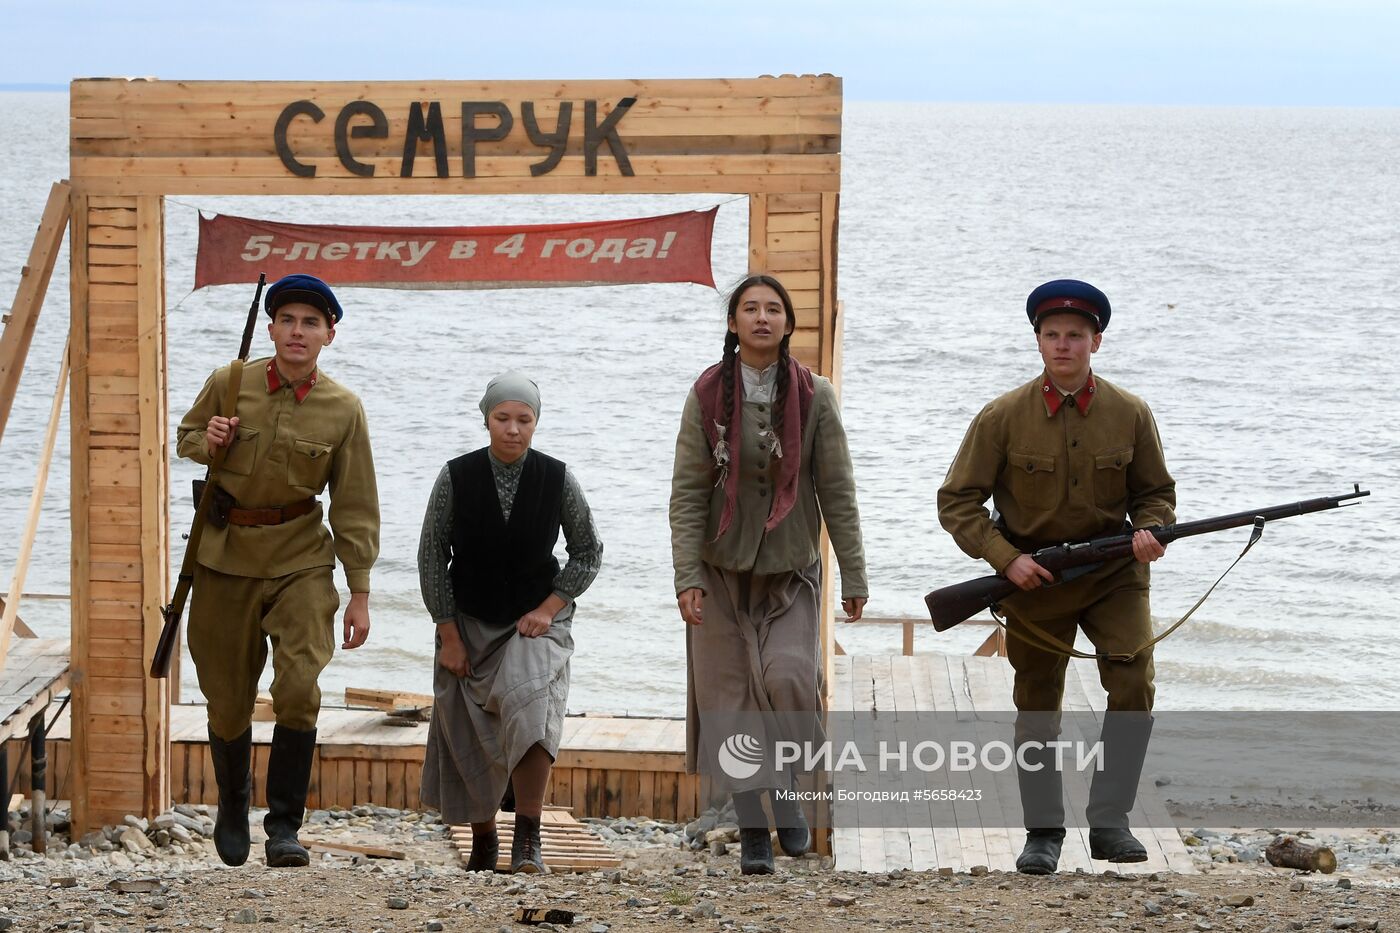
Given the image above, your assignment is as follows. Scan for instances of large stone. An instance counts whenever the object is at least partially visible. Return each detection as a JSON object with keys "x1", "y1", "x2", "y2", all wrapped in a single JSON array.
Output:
[{"x1": 120, "y1": 826, "x2": 154, "y2": 853}]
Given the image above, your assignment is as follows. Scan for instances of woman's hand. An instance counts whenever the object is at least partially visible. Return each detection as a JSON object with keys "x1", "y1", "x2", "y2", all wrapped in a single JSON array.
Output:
[
  {"x1": 842, "y1": 596, "x2": 867, "y2": 622},
  {"x1": 517, "y1": 593, "x2": 567, "y2": 638},
  {"x1": 436, "y1": 620, "x2": 470, "y2": 677},
  {"x1": 677, "y1": 588, "x2": 704, "y2": 626}
]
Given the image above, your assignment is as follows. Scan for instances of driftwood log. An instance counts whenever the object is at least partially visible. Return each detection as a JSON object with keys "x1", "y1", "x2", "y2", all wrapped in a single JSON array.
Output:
[{"x1": 1265, "y1": 835, "x2": 1337, "y2": 873}]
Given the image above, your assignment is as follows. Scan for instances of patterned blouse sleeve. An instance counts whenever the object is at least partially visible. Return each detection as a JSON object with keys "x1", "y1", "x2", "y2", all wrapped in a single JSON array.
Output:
[
  {"x1": 417, "y1": 465, "x2": 458, "y2": 623},
  {"x1": 552, "y1": 466, "x2": 603, "y2": 603}
]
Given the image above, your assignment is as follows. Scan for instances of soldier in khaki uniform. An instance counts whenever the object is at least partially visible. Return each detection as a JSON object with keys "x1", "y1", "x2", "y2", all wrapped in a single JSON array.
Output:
[
  {"x1": 176, "y1": 274, "x2": 379, "y2": 868},
  {"x1": 937, "y1": 279, "x2": 1175, "y2": 874}
]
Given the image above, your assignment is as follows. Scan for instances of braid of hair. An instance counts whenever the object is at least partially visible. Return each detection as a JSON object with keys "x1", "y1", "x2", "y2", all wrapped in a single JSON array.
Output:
[
  {"x1": 719, "y1": 330, "x2": 740, "y2": 434},
  {"x1": 771, "y1": 334, "x2": 792, "y2": 444}
]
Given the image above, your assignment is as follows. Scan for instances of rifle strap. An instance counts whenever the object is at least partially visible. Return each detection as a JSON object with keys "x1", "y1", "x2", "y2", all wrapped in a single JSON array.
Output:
[
  {"x1": 165, "y1": 359, "x2": 246, "y2": 621},
  {"x1": 993, "y1": 517, "x2": 1266, "y2": 664}
]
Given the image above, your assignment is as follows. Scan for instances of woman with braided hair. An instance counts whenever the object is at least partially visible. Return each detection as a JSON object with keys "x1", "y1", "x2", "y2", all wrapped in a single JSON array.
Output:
[{"x1": 670, "y1": 274, "x2": 868, "y2": 875}]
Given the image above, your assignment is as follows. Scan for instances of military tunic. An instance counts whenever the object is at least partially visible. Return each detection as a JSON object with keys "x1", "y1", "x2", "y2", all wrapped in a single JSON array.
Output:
[
  {"x1": 671, "y1": 362, "x2": 867, "y2": 784},
  {"x1": 176, "y1": 357, "x2": 380, "y2": 739},
  {"x1": 937, "y1": 371, "x2": 1175, "y2": 717}
]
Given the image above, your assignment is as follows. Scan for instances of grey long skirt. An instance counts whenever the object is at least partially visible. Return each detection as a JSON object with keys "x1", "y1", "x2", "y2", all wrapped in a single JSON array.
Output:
[
  {"x1": 685, "y1": 560, "x2": 824, "y2": 794},
  {"x1": 420, "y1": 606, "x2": 573, "y2": 824}
]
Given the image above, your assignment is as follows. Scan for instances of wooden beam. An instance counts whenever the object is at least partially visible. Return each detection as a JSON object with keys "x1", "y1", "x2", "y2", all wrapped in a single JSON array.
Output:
[
  {"x1": 0, "y1": 181, "x2": 71, "y2": 453},
  {"x1": 0, "y1": 598, "x2": 38, "y2": 638},
  {"x1": 68, "y1": 193, "x2": 93, "y2": 835},
  {"x1": 136, "y1": 195, "x2": 169, "y2": 818},
  {"x1": 747, "y1": 194, "x2": 768, "y2": 273},
  {"x1": 0, "y1": 340, "x2": 68, "y2": 670}
]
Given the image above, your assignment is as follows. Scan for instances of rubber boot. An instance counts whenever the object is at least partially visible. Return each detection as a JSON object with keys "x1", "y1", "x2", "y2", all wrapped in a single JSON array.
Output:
[
  {"x1": 264, "y1": 724, "x2": 316, "y2": 867},
  {"x1": 208, "y1": 726, "x2": 252, "y2": 867},
  {"x1": 465, "y1": 823, "x2": 499, "y2": 872},
  {"x1": 1087, "y1": 713, "x2": 1153, "y2": 863},
  {"x1": 510, "y1": 813, "x2": 549, "y2": 874},
  {"x1": 768, "y1": 785, "x2": 811, "y2": 857},
  {"x1": 1015, "y1": 739, "x2": 1066, "y2": 875}
]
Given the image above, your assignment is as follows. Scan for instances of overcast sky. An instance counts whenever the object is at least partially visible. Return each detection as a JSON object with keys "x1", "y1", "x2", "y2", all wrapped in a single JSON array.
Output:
[{"x1": 1, "y1": 0, "x2": 1396, "y2": 106}]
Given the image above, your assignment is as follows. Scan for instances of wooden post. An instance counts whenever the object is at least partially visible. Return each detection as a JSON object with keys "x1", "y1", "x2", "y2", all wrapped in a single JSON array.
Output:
[
  {"x1": 136, "y1": 195, "x2": 171, "y2": 817},
  {"x1": 68, "y1": 191, "x2": 92, "y2": 835},
  {"x1": 0, "y1": 181, "x2": 71, "y2": 453},
  {"x1": 0, "y1": 340, "x2": 69, "y2": 669}
]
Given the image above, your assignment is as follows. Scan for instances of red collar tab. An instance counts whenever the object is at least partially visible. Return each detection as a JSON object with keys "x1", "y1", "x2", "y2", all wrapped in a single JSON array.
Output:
[
  {"x1": 1035, "y1": 297, "x2": 1101, "y2": 327},
  {"x1": 266, "y1": 361, "x2": 318, "y2": 403},
  {"x1": 1042, "y1": 373, "x2": 1096, "y2": 416}
]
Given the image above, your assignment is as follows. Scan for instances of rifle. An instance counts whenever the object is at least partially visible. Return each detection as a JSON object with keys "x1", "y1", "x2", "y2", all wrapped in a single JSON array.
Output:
[
  {"x1": 925, "y1": 485, "x2": 1370, "y2": 633},
  {"x1": 149, "y1": 273, "x2": 266, "y2": 679}
]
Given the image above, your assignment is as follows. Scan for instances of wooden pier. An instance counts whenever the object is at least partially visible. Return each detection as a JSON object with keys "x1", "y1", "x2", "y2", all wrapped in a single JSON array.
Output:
[
  {"x1": 828, "y1": 652, "x2": 1194, "y2": 874},
  {"x1": 7, "y1": 702, "x2": 706, "y2": 824}
]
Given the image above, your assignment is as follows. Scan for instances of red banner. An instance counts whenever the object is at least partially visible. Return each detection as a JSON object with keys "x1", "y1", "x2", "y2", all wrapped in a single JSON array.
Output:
[{"x1": 194, "y1": 208, "x2": 717, "y2": 291}]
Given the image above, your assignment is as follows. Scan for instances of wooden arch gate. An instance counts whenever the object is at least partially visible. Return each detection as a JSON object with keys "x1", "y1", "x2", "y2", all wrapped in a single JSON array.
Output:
[{"x1": 67, "y1": 76, "x2": 844, "y2": 832}]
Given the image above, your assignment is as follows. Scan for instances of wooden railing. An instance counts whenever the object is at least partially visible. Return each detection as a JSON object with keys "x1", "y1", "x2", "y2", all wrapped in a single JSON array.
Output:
[{"x1": 838, "y1": 616, "x2": 1006, "y2": 658}]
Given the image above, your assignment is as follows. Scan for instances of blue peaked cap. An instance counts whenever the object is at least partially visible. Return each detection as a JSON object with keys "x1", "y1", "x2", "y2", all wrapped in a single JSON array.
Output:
[
  {"x1": 1026, "y1": 279, "x2": 1110, "y2": 331},
  {"x1": 264, "y1": 273, "x2": 343, "y2": 324}
]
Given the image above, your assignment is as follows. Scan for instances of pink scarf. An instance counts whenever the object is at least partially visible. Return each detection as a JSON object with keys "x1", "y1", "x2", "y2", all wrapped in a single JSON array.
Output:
[{"x1": 695, "y1": 355, "x2": 815, "y2": 541}]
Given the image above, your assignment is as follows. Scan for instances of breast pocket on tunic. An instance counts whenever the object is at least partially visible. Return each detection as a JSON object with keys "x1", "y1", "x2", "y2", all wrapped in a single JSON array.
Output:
[
  {"x1": 288, "y1": 437, "x2": 334, "y2": 491},
  {"x1": 1004, "y1": 450, "x2": 1061, "y2": 511},
  {"x1": 222, "y1": 426, "x2": 260, "y2": 476},
  {"x1": 1093, "y1": 445, "x2": 1135, "y2": 507}
]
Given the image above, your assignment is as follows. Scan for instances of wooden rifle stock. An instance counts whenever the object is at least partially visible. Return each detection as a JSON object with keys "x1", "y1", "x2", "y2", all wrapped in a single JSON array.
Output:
[
  {"x1": 150, "y1": 274, "x2": 266, "y2": 678},
  {"x1": 925, "y1": 485, "x2": 1370, "y2": 632}
]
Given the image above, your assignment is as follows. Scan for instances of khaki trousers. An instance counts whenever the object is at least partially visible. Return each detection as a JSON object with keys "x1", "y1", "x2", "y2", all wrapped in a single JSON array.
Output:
[
  {"x1": 188, "y1": 564, "x2": 340, "y2": 740},
  {"x1": 1001, "y1": 559, "x2": 1156, "y2": 740}
]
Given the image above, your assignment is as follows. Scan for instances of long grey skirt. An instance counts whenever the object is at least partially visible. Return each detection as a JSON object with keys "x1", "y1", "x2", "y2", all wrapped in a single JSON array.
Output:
[
  {"x1": 420, "y1": 606, "x2": 573, "y2": 824},
  {"x1": 685, "y1": 560, "x2": 824, "y2": 794}
]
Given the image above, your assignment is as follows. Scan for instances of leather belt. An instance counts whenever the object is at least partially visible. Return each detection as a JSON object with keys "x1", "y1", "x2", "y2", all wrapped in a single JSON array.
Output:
[{"x1": 226, "y1": 497, "x2": 318, "y2": 526}]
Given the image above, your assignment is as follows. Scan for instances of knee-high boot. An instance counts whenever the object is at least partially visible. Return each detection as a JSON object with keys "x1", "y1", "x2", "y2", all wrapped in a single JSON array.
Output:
[
  {"x1": 208, "y1": 726, "x2": 252, "y2": 866},
  {"x1": 264, "y1": 724, "x2": 317, "y2": 867},
  {"x1": 1015, "y1": 739, "x2": 1066, "y2": 875},
  {"x1": 1087, "y1": 713, "x2": 1153, "y2": 862}
]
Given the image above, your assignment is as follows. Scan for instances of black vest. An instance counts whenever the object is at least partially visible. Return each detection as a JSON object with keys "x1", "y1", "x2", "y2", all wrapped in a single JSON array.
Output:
[{"x1": 447, "y1": 447, "x2": 566, "y2": 626}]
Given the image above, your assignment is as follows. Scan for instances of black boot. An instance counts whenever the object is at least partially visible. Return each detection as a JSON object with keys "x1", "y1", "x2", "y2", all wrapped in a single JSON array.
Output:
[
  {"x1": 768, "y1": 787, "x2": 811, "y2": 857},
  {"x1": 264, "y1": 724, "x2": 317, "y2": 867},
  {"x1": 1015, "y1": 737, "x2": 1066, "y2": 875},
  {"x1": 510, "y1": 813, "x2": 549, "y2": 874},
  {"x1": 1016, "y1": 829, "x2": 1066, "y2": 875},
  {"x1": 738, "y1": 828, "x2": 775, "y2": 875},
  {"x1": 207, "y1": 726, "x2": 252, "y2": 867},
  {"x1": 1087, "y1": 713, "x2": 1153, "y2": 863},
  {"x1": 465, "y1": 824, "x2": 499, "y2": 872}
]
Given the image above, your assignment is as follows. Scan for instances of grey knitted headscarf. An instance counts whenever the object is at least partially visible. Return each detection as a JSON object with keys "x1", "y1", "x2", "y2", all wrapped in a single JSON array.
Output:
[{"x1": 479, "y1": 371, "x2": 541, "y2": 422}]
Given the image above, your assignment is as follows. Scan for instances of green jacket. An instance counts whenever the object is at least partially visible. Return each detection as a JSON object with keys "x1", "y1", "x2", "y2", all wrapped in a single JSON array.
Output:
[
  {"x1": 176, "y1": 357, "x2": 380, "y2": 592},
  {"x1": 670, "y1": 374, "x2": 868, "y2": 598},
  {"x1": 937, "y1": 371, "x2": 1176, "y2": 574}
]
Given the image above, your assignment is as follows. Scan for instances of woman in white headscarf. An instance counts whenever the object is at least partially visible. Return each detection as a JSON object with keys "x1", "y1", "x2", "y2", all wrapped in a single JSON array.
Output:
[{"x1": 418, "y1": 372, "x2": 603, "y2": 874}]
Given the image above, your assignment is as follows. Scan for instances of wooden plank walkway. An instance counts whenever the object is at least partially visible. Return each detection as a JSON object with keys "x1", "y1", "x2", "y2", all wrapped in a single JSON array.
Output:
[
  {"x1": 0, "y1": 638, "x2": 69, "y2": 744},
  {"x1": 829, "y1": 652, "x2": 1194, "y2": 874},
  {"x1": 20, "y1": 702, "x2": 703, "y2": 822}
]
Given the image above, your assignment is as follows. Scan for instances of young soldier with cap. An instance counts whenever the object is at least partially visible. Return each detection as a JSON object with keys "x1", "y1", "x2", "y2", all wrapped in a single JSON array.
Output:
[
  {"x1": 937, "y1": 279, "x2": 1175, "y2": 874},
  {"x1": 176, "y1": 273, "x2": 380, "y2": 868}
]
